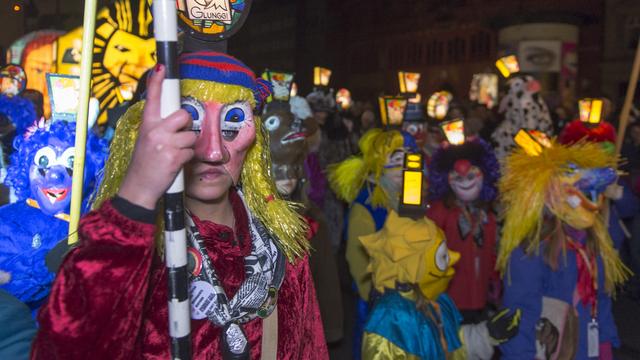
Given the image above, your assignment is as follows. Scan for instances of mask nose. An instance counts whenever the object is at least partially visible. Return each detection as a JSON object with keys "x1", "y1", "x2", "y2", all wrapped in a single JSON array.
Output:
[
  {"x1": 46, "y1": 166, "x2": 68, "y2": 183},
  {"x1": 195, "y1": 102, "x2": 231, "y2": 163},
  {"x1": 574, "y1": 167, "x2": 617, "y2": 201}
]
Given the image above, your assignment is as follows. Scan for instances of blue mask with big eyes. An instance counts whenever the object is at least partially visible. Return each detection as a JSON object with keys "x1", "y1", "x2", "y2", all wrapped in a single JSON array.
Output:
[
  {"x1": 221, "y1": 102, "x2": 252, "y2": 141},
  {"x1": 181, "y1": 96, "x2": 204, "y2": 132}
]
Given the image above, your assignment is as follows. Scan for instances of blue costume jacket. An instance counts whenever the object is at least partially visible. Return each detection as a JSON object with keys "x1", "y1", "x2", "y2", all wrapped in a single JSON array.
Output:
[
  {"x1": 500, "y1": 244, "x2": 619, "y2": 359},
  {"x1": 0, "y1": 201, "x2": 67, "y2": 312}
]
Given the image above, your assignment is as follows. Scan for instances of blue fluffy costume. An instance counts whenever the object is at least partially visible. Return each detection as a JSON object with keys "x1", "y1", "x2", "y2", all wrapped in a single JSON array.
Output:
[{"x1": 0, "y1": 120, "x2": 107, "y2": 312}]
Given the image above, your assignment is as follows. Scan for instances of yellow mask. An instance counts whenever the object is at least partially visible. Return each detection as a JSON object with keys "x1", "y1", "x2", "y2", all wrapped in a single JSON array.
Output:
[{"x1": 418, "y1": 239, "x2": 460, "y2": 300}]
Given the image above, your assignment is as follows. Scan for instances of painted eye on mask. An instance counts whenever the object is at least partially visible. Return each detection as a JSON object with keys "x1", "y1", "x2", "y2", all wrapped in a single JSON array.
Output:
[
  {"x1": 58, "y1": 147, "x2": 76, "y2": 175},
  {"x1": 180, "y1": 97, "x2": 204, "y2": 132},
  {"x1": 435, "y1": 242, "x2": 450, "y2": 272},
  {"x1": 221, "y1": 102, "x2": 252, "y2": 141},
  {"x1": 34, "y1": 146, "x2": 57, "y2": 169},
  {"x1": 264, "y1": 116, "x2": 280, "y2": 132}
]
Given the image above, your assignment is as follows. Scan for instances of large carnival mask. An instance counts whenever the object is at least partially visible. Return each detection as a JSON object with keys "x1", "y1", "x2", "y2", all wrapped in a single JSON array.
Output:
[
  {"x1": 184, "y1": 97, "x2": 255, "y2": 184},
  {"x1": 93, "y1": 0, "x2": 156, "y2": 125},
  {"x1": 448, "y1": 159, "x2": 484, "y2": 202},
  {"x1": 29, "y1": 141, "x2": 75, "y2": 216},
  {"x1": 402, "y1": 121, "x2": 426, "y2": 149},
  {"x1": 547, "y1": 164, "x2": 616, "y2": 229},
  {"x1": 418, "y1": 237, "x2": 460, "y2": 301}
]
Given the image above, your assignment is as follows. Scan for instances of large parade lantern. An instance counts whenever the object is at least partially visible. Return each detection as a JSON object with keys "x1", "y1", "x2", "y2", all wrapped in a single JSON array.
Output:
[
  {"x1": 176, "y1": 0, "x2": 252, "y2": 43},
  {"x1": 336, "y1": 88, "x2": 352, "y2": 110},
  {"x1": 426, "y1": 91, "x2": 453, "y2": 120},
  {"x1": 469, "y1": 73, "x2": 498, "y2": 109},
  {"x1": 313, "y1": 66, "x2": 332, "y2": 88},
  {"x1": 378, "y1": 95, "x2": 408, "y2": 127},
  {"x1": 578, "y1": 98, "x2": 604, "y2": 125},
  {"x1": 92, "y1": 0, "x2": 156, "y2": 125},
  {"x1": 440, "y1": 119, "x2": 465, "y2": 145},
  {"x1": 397, "y1": 71, "x2": 421, "y2": 98},
  {"x1": 55, "y1": 27, "x2": 83, "y2": 76},
  {"x1": 514, "y1": 129, "x2": 552, "y2": 156},
  {"x1": 495, "y1": 55, "x2": 520, "y2": 78},
  {"x1": 262, "y1": 69, "x2": 295, "y2": 102}
]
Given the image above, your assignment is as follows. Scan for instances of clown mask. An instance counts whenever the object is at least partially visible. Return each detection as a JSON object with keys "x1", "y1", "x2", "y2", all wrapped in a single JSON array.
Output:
[
  {"x1": 379, "y1": 149, "x2": 407, "y2": 209},
  {"x1": 183, "y1": 97, "x2": 255, "y2": 200},
  {"x1": 402, "y1": 122, "x2": 426, "y2": 149},
  {"x1": 29, "y1": 141, "x2": 75, "y2": 216},
  {"x1": 547, "y1": 164, "x2": 616, "y2": 229},
  {"x1": 419, "y1": 238, "x2": 461, "y2": 300},
  {"x1": 448, "y1": 159, "x2": 484, "y2": 203}
]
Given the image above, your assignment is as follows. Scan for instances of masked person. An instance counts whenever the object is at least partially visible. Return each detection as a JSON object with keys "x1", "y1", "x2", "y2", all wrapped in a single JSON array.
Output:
[
  {"x1": 361, "y1": 212, "x2": 520, "y2": 359},
  {"x1": 264, "y1": 94, "x2": 344, "y2": 344},
  {"x1": 31, "y1": 52, "x2": 328, "y2": 359},
  {"x1": 497, "y1": 139, "x2": 630, "y2": 360},
  {"x1": 328, "y1": 128, "x2": 417, "y2": 357},
  {"x1": 491, "y1": 75, "x2": 554, "y2": 160},
  {"x1": 1, "y1": 119, "x2": 108, "y2": 314},
  {"x1": 427, "y1": 135, "x2": 501, "y2": 322}
]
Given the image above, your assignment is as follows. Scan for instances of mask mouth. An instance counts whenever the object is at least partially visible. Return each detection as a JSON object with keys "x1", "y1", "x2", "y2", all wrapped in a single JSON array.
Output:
[
  {"x1": 40, "y1": 187, "x2": 69, "y2": 205},
  {"x1": 281, "y1": 131, "x2": 306, "y2": 143}
]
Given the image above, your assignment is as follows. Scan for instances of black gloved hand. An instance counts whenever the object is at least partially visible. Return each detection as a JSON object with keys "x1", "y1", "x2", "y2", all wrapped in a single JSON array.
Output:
[{"x1": 487, "y1": 307, "x2": 521, "y2": 344}]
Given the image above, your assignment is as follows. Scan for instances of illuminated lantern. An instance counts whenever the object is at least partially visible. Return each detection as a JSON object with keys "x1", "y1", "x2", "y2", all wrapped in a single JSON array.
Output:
[
  {"x1": 399, "y1": 152, "x2": 426, "y2": 218},
  {"x1": 20, "y1": 32, "x2": 62, "y2": 119},
  {"x1": 578, "y1": 98, "x2": 604, "y2": 125},
  {"x1": 427, "y1": 91, "x2": 453, "y2": 120},
  {"x1": 262, "y1": 69, "x2": 294, "y2": 102},
  {"x1": 0, "y1": 64, "x2": 27, "y2": 97},
  {"x1": 290, "y1": 82, "x2": 298, "y2": 97},
  {"x1": 513, "y1": 129, "x2": 552, "y2": 156},
  {"x1": 378, "y1": 96, "x2": 408, "y2": 127},
  {"x1": 336, "y1": 88, "x2": 352, "y2": 110},
  {"x1": 176, "y1": 0, "x2": 252, "y2": 42},
  {"x1": 92, "y1": 0, "x2": 156, "y2": 125},
  {"x1": 54, "y1": 27, "x2": 83, "y2": 76},
  {"x1": 398, "y1": 71, "x2": 421, "y2": 96},
  {"x1": 441, "y1": 119, "x2": 465, "y2": 145},
  {"x1": 495, "y1": 55, "x2": 520, "y2": 78},
  {"x1": 46, "y1": 74, "x2": 81, "y2": 122},
  {"x1": 6, "y1": 30, "x2": 63, "y2": 68},
  {"x1": 313, "y1": 66, "x2": 332, "y2": 87},
  {"x1": 469, "y1": 73, "x2": 498, "y2": 109}
]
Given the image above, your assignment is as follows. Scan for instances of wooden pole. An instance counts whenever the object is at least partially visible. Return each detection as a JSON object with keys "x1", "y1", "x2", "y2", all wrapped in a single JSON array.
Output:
[
  {"x1": 67, "y1": 0, "x2": 98, "y2": 244},
  {"x1": 616, "y1": 36, "x2": 640, "y2": 155}
]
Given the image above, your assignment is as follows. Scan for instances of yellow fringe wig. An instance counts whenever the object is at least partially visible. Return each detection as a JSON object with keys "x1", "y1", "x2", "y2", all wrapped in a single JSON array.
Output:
[
  {"x1": 360, "y1": 211, "x2": 446, "y2": 292},
  {"x1": 94, "y1": 79, "x2": 309, "y2": 262},
  {"x1": 497, "y1": 140, "x2": 629, "y2": 293},
  {"x1": 328, "y1": 128, "x2": 404, "y2": 207}
]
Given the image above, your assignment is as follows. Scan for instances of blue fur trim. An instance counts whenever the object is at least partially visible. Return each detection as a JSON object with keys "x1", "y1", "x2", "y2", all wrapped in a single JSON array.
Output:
[{"x1": 0, "y1": 94, "x2": 36, "y2": 135}]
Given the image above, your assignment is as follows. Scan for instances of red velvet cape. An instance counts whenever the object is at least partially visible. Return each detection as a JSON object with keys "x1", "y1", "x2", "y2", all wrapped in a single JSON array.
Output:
[{"x1": 31, "y1": 193, "x2": 328, "y2": 359}]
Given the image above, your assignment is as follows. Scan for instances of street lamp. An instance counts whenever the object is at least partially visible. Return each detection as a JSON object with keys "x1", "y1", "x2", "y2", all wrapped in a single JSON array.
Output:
[{"x1": 378, "y1": 95, "x2": 408, "y2": 127}]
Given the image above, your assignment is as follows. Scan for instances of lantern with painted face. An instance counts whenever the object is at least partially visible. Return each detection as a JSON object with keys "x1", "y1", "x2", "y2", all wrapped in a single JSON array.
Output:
[
  {"x1": 92, "y1": 0, "x2": 156, "y2": 125},
  {"x1": 20, "y1": 32, "x2": 63, "y2": 118},
  {"x1": 0, "y1": 64, "x2": 27, "y2": 97}
]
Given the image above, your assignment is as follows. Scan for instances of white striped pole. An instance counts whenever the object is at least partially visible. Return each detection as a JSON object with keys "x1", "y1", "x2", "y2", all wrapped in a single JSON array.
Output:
[{"x1": 152, "y1": 1, "x2": 192, "y2": 359}]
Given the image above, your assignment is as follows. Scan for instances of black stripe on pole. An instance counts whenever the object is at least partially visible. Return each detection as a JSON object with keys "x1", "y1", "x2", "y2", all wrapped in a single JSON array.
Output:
[
  {"x1": 171, "y1": 335, "x2": 192, "y2": 360},
  {"x1": 157, "y1": 41, "x2": 179, "y2": 79},
  {"x1": 167, "y1": 265, "x2": 190, "y2": 302},
  {"x1": 164, "y1": 192, "x2": 185, "y2": 231}
]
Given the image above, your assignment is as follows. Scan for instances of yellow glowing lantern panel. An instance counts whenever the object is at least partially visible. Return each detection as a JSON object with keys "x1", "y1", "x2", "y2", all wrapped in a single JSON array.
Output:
[
  {"x1": 336, "y1": 88, "x2": 352, "y2": 110},
  {"x1": 427, "y1": 91, "x2": 453, "y2": 120},
  {"x1": 496, "y1": 55, "x2": 520, "y2": 78},
  {"x1": 313, "y1": 67, "x2": 332, "y2": 87},
  {"x1": 579, "y1": 98, "x2": 603, "y2": 124},
  {"x1": 263, "y1": 70, "x2": 294, "y2": 102},
  {"x1": 379, "y1": 96, "x2": 408, "y2": 126},
  {"x1": 398, "y1": 71, "x2": 421, "y2": 94},
  {"x1": 469, "y1": 73, "x2": 498, "y2": 109},
  {"x1": 441, "y1": 119, "x2": 465, "y2": 145},
  {"x1": 514, "y1": 129, "x2": 552, "y2": 156},
  {"x1": 55, "y1": 27, "x2": 83, "y2": 76},
  {"x1": 402, "y1": 153, "x2": 424, "y2": 206}
]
